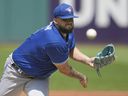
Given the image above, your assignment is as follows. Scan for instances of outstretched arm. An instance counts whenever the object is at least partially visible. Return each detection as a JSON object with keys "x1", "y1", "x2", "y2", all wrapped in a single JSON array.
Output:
[
  {"x1": 70, "y1": 47, "x2": 95, "y2": 68},
  {"x1": 54, "y1": 62, "x2": 88, "y2": 88}
]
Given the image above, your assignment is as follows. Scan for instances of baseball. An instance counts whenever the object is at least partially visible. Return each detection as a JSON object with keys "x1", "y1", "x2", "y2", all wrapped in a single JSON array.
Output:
[{"x1": 86, "y1": 28, "x2": 97, "y2": 40}]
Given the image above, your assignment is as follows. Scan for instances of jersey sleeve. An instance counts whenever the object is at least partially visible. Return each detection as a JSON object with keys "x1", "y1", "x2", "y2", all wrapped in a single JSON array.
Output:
[
  {"x1": 71, "y1": 36, "x2": 75, "y2": 49},
  {"x1": 70, "y1": 32, "x2": 76, "y2": 50},
  {"x1": 45, "y1": 43, "x2": 68, "y2": 64}
]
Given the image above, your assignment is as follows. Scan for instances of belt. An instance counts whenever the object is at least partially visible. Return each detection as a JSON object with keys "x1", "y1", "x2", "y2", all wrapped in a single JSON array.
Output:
[{"x1": 11, "y1": 63, "x2": 34, "y2": 79}]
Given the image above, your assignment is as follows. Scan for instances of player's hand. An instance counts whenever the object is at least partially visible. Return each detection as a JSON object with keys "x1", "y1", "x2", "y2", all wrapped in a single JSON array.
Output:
[
  {"x1": 87, "y1": 57, "x2": 95, "y2": 68},
  {"x1": 79, "y1": 75, "x2": 88, "y2": 88}
]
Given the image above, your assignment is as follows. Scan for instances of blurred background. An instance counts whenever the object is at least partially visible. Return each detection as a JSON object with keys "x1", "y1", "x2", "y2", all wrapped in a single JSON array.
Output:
[{"x1": 0, "y1": 0, "x2": 128, "y2": 93}]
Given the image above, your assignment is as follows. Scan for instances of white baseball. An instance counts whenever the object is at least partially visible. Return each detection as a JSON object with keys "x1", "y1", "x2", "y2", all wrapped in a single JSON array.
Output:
[{"x1": 86, "y1": 28, "x2": 97, "y2": 40}]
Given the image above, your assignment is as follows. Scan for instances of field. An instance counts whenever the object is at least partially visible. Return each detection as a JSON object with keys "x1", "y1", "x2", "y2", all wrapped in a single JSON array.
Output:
[{"x1": 0, "y1": 44, "x2": 128, "y2": 96}]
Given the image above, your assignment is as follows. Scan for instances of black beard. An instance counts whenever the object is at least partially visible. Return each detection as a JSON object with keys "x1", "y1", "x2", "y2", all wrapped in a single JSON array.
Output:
[{"x1": 58, "y1": 25, "x2": 73, "y2": 34}]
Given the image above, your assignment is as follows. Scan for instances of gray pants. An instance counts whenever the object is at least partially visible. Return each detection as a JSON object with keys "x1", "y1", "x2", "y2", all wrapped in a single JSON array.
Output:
[{"x1": 0, "y1": 54, "x2": 49, "y2": 96}]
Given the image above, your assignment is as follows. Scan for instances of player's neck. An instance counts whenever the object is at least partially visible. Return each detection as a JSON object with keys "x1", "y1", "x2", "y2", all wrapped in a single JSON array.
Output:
[
  {"x1": 61, "y1": 32, "x2": 67, "y2": 38},
  {"x1": 54, "y1": 23, "x2": 68, "y2": 40}
]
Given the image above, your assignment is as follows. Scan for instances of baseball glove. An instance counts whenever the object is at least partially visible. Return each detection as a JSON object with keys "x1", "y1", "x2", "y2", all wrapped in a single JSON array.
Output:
[{"x1": 94, "y1": 44, "x2": 115, "y2": 77}]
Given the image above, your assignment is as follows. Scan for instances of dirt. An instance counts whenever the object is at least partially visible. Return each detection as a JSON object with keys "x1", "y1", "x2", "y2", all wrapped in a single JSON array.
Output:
[
  {"x1": 21, "y1": 91, "x2": 128, "y2": 96},
  {"x1": 49, "y1": 91, "x2": 128, "y2": 96}
]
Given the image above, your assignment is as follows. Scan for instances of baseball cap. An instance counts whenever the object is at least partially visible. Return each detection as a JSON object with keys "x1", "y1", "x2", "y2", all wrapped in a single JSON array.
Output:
[{"x1": 53, "y1": 3, "x2": 78, "y2": 19}]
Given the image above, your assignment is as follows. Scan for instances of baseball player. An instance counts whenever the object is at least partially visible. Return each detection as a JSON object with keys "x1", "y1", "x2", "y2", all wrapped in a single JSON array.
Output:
[{"x1": 0, "y1": 3, "x2": 95, "y2": 96}]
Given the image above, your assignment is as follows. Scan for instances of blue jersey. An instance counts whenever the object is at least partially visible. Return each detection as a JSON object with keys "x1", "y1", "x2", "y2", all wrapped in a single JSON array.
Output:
[{"x1": 12, "y1": 22, "x2": 75, "y2": 78}]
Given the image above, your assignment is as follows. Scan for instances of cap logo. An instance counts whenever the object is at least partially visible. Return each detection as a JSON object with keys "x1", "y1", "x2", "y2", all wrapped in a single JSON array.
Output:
[{"x1": 65, "y1": 7, "x2": 72, "y2": 13}]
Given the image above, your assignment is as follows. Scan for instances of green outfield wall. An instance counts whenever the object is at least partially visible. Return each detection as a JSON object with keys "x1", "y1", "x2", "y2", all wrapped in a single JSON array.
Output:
[{"x1": 0, "y1": 0, "x2": 49, "y2": 43}]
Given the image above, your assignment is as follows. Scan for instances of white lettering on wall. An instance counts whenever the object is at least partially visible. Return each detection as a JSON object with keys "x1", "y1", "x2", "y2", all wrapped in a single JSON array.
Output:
[
  {"x1": 59, "y1": 0, "x2": 128, "y2": 28},
  {"x1": 96, "y1": 0, "x2": 128, "y2": 28}
]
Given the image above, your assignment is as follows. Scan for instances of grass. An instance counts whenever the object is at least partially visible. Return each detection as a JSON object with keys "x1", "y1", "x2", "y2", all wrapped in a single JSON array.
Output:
[
  {"x1": 0, "y1": 44, "x2": 128, "y2": 91},
  {"x1": 50, "y1": 44, "x2": 128, "y2": 91}
]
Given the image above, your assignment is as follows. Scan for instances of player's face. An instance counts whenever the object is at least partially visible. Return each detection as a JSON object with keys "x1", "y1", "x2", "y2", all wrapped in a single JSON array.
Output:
[{"x1": 55, "y1": 18, "x2": 74, "y2": 33}]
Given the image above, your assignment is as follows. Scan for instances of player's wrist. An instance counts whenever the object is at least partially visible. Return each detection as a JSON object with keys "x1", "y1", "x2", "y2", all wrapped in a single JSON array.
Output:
[
  {"x1": 84, "y1": 57, "x2": 95, "y2": 68},
  {"x1": 77, "y1": 73, "x2": 87, "y2": 81}
]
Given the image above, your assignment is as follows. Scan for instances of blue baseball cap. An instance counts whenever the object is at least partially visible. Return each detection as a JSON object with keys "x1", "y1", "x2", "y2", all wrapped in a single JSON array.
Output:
[{"x1": 53, "y1": 3, "x2": 78, "y2": 19}]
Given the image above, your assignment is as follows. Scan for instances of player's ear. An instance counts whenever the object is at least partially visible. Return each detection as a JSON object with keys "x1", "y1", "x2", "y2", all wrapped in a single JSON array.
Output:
[
  {"x1": 53, "y1": 18, "x2": 57, "y2": 22},
  {"x1": 53, "y1": 18, "x2": 59, "y2": 24}
]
